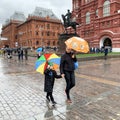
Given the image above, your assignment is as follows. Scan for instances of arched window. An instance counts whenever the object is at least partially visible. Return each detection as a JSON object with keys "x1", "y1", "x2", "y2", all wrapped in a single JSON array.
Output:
[
  {"x1": 103, "y1": 0, "x2": 110, "y2": 17},
  {"x1": 86, "y1": 12, "x2": 90, "y2": 24}
]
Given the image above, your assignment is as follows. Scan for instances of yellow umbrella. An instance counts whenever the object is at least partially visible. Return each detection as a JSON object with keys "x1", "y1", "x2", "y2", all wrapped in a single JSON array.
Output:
[{"x1": 65, "y1": 37, "x2": 89, "y2": 53}]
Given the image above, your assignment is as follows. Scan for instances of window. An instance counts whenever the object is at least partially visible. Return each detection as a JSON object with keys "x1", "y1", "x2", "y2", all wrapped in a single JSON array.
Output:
[
  {"x1": 107, "y1": 21, "x2": 110, "y2": 27},
  {"x1": 47, "y1": 24, "x2": 50, "y2": 29},
  {"x1": 36, "y1": 41, "x2": 39, "y2": 45},
  {"x1": 73, "y1": 0, "x2": 76, "y2": 10},
  {"x1": 53, "y1": 41, "x2": 55, "y2": 46},
  {"x1": 36, "y1": 25, "x2": 38, "y2": 28},
  {"x1": 41, "y1": 32, "x2": 44, "y2": 36},
  {"x1": 86, "y1": 12, "x2": 90, "y2": 24},
  {"x1": 47, "y1": 31, "x2": 50, "y2": 36},
  {"x1": 103, "y1": 0, "x2": 110, "y2": 17},
  {"x1": 53, "y1": 32, "x2": 55, "y2": 36},
  {"x1": 36, "y1": 31, "x2": 39, "y2": 35},
  {"x1": 102, "y1": 22, "x2": 105, "y2": 26},
  {"x1": 47, "y1": 41, "x2": 50, "y2": 46},
  {"x1": 96, "y1": 9, "x2": 98, "y2": 17},
  {"x1": 75, "y1": 0, "x2": 79, "y2": 9},
  {"x1": 85, "y1": 0, "x2": 91, "y2": 3}
]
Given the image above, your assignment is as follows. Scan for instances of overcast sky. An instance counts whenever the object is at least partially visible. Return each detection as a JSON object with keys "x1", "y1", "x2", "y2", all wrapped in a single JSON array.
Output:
[{"x1": 0, "y1": 0, "x2": 72, "y2": 34}]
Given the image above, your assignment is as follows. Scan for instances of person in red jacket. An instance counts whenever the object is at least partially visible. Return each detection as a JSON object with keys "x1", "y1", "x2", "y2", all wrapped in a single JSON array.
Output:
[{"x1": 60, "y1": 47, "x2": 77, "y2": 103}]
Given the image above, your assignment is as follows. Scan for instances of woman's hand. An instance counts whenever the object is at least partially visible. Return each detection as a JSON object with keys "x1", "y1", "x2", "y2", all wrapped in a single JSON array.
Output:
[{"x1": 72, "y1": 54, "x2": 75, "y2": 58}]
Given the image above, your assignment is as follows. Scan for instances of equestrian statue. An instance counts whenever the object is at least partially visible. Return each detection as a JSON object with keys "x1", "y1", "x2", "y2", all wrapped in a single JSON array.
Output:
[{"x1": 61, "y1": 10, "x2": 79, "y2": 34}]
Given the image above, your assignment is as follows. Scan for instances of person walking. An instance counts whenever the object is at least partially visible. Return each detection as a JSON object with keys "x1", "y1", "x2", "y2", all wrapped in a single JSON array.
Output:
[
  {"x1": 17, "y1": 47, "x2": 21, "y2": 61},
  {"x1": 7, "y1": 48, "x2": 12, "y2": 59},
  {"x1": 44, "y1": 62, "x2": 62, "y2": 106},
  {"x1": 20, "y1": 48, "x2": 24, "y2": 61},
  {"x1": 60, "y1": 47, "x2": 77, "y2": 103},
  {"x1": 24, "y1": 48, "x2": 28, "y2": 60},
  {"x1": 37, "y1": 51, "x2": 41, "y2": 59},
  {"x1": 104, "y1": 47, "x2": 108, "y2": 60}
]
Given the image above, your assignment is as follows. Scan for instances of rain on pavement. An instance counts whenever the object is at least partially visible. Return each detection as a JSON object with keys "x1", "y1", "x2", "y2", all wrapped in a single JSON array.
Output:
[{"x1": 0, "y1": 55, "x2": 120, "y2": 120}]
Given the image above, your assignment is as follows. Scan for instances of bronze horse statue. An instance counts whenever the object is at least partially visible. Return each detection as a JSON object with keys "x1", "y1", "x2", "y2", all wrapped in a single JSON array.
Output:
[{"x1": 62, "y1": 14, "x2": 79, "y2": 34}]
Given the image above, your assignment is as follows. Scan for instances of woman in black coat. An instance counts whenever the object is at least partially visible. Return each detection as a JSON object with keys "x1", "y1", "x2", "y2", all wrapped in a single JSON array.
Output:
[
  {"x1": 60, "y1": 47, "x2": 77, "y2": 103},
  {"x1": 44, "y1": 63, "x2": 62, "y2": 105}
]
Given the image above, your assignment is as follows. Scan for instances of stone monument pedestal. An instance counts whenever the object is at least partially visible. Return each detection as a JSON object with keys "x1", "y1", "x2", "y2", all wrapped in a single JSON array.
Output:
[{"x1": 58, "y1": 33, "x2": 79, "y2": 53}]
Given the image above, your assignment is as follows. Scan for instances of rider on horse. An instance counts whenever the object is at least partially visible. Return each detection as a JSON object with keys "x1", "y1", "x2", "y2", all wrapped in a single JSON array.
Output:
[
  {"x1": 62, "y1": 10, "x2": 79, "y2": 34},
  {"x1": 64, "y1": 10, "x2": 72, "y2": 26}
]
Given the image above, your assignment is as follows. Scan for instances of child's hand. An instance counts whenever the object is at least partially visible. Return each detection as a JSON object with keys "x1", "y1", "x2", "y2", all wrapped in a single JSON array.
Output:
[
  {"x1": 61, "y1": 74, "x2": 64, "y2": 78},
  {"x1": 47, "y1": 65, "x2": 50, "y2": 69}
]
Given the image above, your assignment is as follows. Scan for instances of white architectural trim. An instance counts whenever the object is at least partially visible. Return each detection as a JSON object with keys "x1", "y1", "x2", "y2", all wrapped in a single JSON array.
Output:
[
  {"x1": 112, "y1": 48, "x2": 120, "y2": 52},
  {"x1": 99, "y1": 36, "x2": 111, "y2": 48},
  {"x1": 0, "y1": 37, "x2": 8, "y2": 41}
]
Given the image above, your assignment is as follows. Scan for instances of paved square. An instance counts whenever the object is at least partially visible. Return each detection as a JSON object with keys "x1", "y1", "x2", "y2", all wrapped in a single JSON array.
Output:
[{"x1": 0, "y1": 56, "x2": 120, "y2": 120}]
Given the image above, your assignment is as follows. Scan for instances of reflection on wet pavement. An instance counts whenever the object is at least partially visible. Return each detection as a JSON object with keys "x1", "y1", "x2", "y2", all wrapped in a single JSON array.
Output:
[{"x1": 0, "y1": 56, "x2": 120, "y2": 120}]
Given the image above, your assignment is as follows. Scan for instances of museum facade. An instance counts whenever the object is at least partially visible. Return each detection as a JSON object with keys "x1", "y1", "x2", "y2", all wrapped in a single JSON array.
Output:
[{"x1": 72, "y1": 0, "x2": 120, "y2": 52}]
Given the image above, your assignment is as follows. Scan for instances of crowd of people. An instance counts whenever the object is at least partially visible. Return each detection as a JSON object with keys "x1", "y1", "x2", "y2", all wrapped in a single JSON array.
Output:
[
  {"x1": 90, "y1": 46, "x2": 112, "y2": 53},
  {"x1": 0, "y1": 47, "x2": 28, "y2": 61}
]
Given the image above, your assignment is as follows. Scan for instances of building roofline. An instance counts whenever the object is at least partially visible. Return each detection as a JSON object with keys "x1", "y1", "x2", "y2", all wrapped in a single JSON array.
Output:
[{"x1": 17, "y1": 15, "x2": 62, "y2": 28}]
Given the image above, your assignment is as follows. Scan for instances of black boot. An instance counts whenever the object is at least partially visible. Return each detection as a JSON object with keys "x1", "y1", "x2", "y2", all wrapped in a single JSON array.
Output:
[{"x1": 52, "y1": 101, "x2": 57, "y2": 105}]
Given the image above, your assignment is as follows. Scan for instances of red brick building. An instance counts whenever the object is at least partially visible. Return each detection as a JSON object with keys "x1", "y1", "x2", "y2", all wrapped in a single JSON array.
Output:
[
  {"x1": 1, "y1": 7, "x2": 63, "y2": 49},
  {"x1": 72, "y1": 0, "x2": 120, "y2": 52}
]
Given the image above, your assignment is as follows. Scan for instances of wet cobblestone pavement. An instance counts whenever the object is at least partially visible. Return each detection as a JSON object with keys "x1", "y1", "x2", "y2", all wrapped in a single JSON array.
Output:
[{"x1": 0, "y1": 55, "x2": 120, "y2": 120}]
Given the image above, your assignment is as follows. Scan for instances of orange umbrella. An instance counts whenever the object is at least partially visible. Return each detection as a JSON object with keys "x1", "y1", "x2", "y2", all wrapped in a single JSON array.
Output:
[{"x1": 65, "y1": 37, "x2": 89, "y2": 53}]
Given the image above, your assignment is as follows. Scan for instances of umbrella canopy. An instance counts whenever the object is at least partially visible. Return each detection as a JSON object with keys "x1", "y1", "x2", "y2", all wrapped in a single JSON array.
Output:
[
  {"x1": 35, "y1": 53, "x2": 60, "y2": 74},
  {"x1": 36, "y1": 47, "x2": 43, "y2": 53},
  {"x1": 65, "y1": 37, "x2": 89, "y2": 53}
]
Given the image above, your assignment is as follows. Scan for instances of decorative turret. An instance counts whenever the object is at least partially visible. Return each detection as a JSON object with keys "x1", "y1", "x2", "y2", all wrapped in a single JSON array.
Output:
[
  {"x1": 31, "y1": 7, "x2": 58, "y2": 20},
  {"x1": 10, "y1": 11, "x2": 26, "y2": 22}
]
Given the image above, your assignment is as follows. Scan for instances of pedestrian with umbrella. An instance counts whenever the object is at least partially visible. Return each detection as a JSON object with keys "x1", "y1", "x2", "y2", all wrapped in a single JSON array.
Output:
[
  {"x1": 36, "y1": 47, "x2": 43, "y2": 59},
  {"x1": 44, "y1": 62, "x2": 62, "y2": 106},
  {"x1": 60, "y1": 36, "x2": 89, "y2": 103},
  {"x1": 35, "y1": 53, "x2": 63, "y2": 106},
  {"x1": 60, "y1": 47, "x2": 77, "y2": 103}
]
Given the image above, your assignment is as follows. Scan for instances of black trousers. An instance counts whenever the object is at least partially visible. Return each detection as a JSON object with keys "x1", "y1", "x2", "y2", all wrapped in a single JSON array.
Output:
[
  {"x1": 64, "y1": 71, "x2": 75, "y2": 100},
  {"x1": 46, "y1": 92, "x2": 54, "y2": 102}
]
